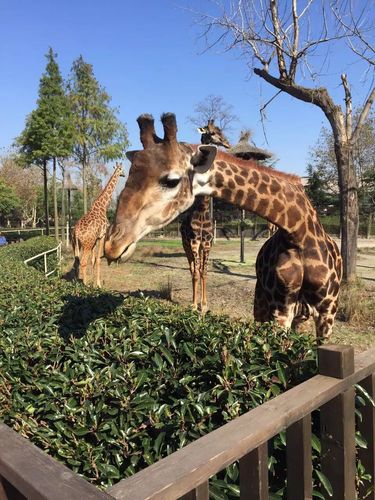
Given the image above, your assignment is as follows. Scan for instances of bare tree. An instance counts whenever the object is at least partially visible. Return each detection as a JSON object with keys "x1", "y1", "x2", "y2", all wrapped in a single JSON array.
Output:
[
  {"x1": 0, "y1": 157, "x2": 42, "y2": 227},
  {"x1": 187, "y1": 94, "x2": 239, "y2": 132},
  {"x1": 197, "y1": 0, "x2": 375, "y2": 282}
]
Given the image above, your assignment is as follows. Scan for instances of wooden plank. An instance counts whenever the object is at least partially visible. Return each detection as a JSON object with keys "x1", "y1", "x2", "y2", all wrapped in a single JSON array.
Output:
[
  {"x1": 0, "y1": 476, "x2": 26, "y2": 500},
  {"x1": 358, "y1": 374, "x2": 375, "y2": 500},
  {"x1": 178, "y1": 481, "x2": 209, "y2": 500},
  {"x1": 107, "y1": 348, "x2": 375, "y2": 500},
  {"x1": 319, "y1": 345, "x2": 356, "y2": 500},
  {"x1": 239, "y1": 443, "x2": 268, "y2": 500},
  {"x1": 286, "y1": 415, "x2": 312, "y2": 500},
  {"x1": 0, "y1": 424, "x2": 111, "y2": 500}
]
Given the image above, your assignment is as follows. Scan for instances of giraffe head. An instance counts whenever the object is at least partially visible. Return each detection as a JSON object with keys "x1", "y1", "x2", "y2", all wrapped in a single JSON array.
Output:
[
  {"x1": 115, "y1": 162, "x2": 126, "y2": 177},
  {"x1": 197, "y1": 119, "x2": 231, "y2": 149},
  {"x1": 105, "y1": 113, "x2": 217, "y2": 261}
]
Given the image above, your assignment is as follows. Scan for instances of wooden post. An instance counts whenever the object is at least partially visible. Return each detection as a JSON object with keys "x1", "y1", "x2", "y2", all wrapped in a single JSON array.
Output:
[
  {"x1": 358, "y1": 374, "x2": 375, "y2": 500},
  {"x1": 286, "y1": 415, "x2": 312, "y2": 499},
  {"x1": 239, "y1": 443, "x2": 268, "y2": 499},
  {"x1": 178, "y1": 481, "x2": 209, "y2": 500},
  {"x1": 0, "y1": 476, "x2": 26, "y2": 499},
  {"x1": 240, "y1": 210, "x2": 245, "y2": 263},
  {"x1": 318, "y1": 345, "x2": 355, "y2": 500}
]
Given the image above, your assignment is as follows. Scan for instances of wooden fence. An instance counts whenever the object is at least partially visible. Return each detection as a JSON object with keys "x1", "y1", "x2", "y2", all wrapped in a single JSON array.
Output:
[{"x1": 1, "y1": 345, "x2": 374, "y2": 500}]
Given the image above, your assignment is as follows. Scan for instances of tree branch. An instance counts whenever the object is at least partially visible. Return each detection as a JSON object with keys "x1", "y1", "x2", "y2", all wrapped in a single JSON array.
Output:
[
  {"x1": 289, "y1": 0, "x2": 299, "y2": 80},
  {"x1": 341, "y1": 74, "x2": 353, "y2": 140},
  {"x1": 352, "y1": 86, "x2": 375, "y2": 143},
  {"x1": 269, "y1": 0, "x2": 288, "y2": 79}
]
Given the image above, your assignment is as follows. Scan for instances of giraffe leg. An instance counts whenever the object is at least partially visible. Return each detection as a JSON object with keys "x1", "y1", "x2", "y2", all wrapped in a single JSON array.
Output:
[
  {"x1": 79, "y1": 248, "x2": 90, "y2": 285},
  {"x1": 200, "y1": 242, "x2": 211, "y2": 313},
  {"x1": 91, "y1": 242, "x2": 97, "y2": 282},
  {"x1": 190, "y1": 241, "x2": 200, "y2": 311},
  {"x1": 95, "y1": 238, "x2": 104, "y2": 288},
  {"x1": 254, "y1": 279, "x2": 272, "y2": 322}
]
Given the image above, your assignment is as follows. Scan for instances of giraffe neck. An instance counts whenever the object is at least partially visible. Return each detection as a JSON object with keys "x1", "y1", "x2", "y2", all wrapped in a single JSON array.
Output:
[
  {"x1": 191, "y1": 195, "x2": 210, "y2": 213},
  {"x1": 202, "y1": 151, "x2": 320, "y2": 245},
  {"x1": 92, "y1": 168, "x2": 122, "y2": 211}
]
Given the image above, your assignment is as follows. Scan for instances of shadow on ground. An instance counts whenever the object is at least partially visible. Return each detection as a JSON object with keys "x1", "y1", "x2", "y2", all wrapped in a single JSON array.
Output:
[{"x1": 58, "y1": 293, "x2": 123, "y2": 339}]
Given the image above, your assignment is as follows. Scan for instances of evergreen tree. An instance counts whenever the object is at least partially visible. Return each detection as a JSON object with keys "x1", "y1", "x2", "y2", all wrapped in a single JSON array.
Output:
[
  {"x1": 16, "y1": 48, "x2": 74, "y2": 236},
  {"x1": 67, "y1": 55, "x2": 129, "y2": 213}
]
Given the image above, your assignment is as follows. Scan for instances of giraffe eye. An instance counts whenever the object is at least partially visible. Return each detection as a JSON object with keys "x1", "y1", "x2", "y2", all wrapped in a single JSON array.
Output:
[{"x1": 160, "y1": 175, "x2": 181, "y2": 189}]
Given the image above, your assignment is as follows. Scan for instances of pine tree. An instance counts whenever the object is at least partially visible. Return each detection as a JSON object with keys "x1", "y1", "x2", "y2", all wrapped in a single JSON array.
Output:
[
  {"x1": 67, "y1": 55, "x2": 128, "y2": 213},
  {"x1": 16, "y1": 48, "x2": 74, "y2": 236}
]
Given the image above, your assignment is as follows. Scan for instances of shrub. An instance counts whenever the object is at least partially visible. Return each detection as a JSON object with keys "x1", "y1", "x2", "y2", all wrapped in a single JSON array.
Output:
[{"x1": 0, "y1": 237, "x2": 320, "y2": 494}]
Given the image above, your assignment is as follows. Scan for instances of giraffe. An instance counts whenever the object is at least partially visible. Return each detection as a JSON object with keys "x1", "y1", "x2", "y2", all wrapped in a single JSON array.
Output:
[
  {"x1": 180, "y1": 120, "x2": 231, "y2": 312},
  {"x1": 105, "y1": 113, "x2": 342, "y2": 339},
  {"x1": 72, "y1": 162, "x2": 124, "y2": 287}
]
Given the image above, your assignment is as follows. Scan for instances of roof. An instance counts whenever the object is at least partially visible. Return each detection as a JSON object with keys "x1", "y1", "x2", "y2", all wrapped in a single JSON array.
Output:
[{"x1": 229, "y1": 131, "x2": 273, "y2": 161}]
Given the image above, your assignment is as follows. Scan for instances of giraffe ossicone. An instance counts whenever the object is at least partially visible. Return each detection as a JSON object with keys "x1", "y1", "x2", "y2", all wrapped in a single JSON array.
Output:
[{"x1": 105, "y1": 113, "x2": 342, "y2": 339}]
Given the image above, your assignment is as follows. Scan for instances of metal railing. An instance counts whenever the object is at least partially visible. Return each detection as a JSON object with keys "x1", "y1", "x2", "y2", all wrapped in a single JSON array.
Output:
[{"x1": 23, "y1": 242, "x2": 62, "y2": 277}]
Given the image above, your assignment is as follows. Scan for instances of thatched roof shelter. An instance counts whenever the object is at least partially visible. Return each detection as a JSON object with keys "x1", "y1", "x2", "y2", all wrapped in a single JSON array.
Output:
[{"x1": 229, "y1": 131, "x2": 273, "y2": 161}]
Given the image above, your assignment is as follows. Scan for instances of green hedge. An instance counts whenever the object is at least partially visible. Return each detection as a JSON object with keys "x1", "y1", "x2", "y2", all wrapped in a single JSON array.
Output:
[{"x1": 0, "y1": 237, "x2": 320, "y2": 496}]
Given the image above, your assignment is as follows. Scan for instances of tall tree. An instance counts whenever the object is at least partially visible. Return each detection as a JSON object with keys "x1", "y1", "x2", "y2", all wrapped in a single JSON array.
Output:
[
  {"x1": 187, "y1": 94, "x2": 238, "y2": 133},
  {"x1": 308, "y1": 109, "x2": 375, "y2": 232},
  {"x1": 67, "y1": 56, "x2": 128, "y2": 213},
  {"x1": 198, "y1": 0, "x2": 375, "y2": 281},
  {"x1": 16, "y1": 48, "x2": 74, "y2": 236}
]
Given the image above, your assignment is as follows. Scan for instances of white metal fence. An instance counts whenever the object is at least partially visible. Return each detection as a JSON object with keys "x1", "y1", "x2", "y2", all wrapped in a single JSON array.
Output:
[{"x1": 23, "y1": 242, "x2": 62, "y2": 277}]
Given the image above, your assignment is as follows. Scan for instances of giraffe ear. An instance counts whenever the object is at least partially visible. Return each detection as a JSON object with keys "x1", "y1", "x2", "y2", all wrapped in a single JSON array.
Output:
[
  {"x1": 126, "y1": 150, "x2": 140, "y2": 163},
  {"x1": 197, "y1": 127, "x2": 205, "y2": 133},
  {"x1": 191, "y1": 145, "x2": 217, "y2": 173}
]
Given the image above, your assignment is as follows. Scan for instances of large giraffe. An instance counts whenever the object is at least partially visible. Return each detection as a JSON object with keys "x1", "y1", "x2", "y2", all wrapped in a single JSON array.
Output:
[
  {"x1": 180, "y1": 120, "x2": 231, "y2": 312},
  {"x1": 72, "y1": 162, "x2": 124, "y2": 287},
  {"x1": 105, "y1": 114, "x2": 342, "y2": 339}
]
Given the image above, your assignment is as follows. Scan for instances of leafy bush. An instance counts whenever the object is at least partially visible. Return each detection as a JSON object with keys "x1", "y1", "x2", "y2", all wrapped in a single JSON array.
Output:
[{"x1": 0, "y1": 237, "x2": 320, "y2": 494}]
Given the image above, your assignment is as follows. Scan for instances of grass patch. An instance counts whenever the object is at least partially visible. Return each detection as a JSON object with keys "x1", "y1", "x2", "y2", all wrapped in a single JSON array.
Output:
[{"x1": 337, "y1": 279, "x2": 375, "y2": 324}]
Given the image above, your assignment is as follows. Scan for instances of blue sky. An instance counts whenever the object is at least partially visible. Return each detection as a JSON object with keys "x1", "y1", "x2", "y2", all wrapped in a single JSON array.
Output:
[{"x1": 1, "y1": 0, "x2": 374, "y2": 176}]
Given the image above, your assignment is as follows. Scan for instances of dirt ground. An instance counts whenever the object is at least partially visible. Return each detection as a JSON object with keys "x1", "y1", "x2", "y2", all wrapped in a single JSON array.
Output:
[{"x1": 68, "y1": 237, "x2": 375, "y2": 351}]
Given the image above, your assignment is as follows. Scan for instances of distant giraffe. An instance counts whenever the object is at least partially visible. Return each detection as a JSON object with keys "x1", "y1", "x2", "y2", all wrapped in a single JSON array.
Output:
[
  {"x1": 72, "y1": 163, "x2": 124, "y2": 287},
  {"x1": 180, "y1": 120, "x2": 231, "y2": 311},
  {"x1": 106, "y1": 113, "x2": 342, "y2": 339},
  {"x1": 182, "y1": 124, "x2": 274, "y2": 311}
]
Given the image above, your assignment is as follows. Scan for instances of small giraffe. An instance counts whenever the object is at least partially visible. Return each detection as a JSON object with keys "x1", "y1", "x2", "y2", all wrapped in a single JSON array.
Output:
[
  {"x1": 105, "y1": 114, "x2": 342, "y2": 339},
  {"x1": 72, "y1": 162, "x2": 124, "y2": 287},
  {"x1": 180, "y1": 120, "x2": 231, "y2": 311}
]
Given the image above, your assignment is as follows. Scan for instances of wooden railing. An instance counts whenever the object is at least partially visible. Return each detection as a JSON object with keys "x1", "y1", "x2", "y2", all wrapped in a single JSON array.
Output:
[
  {"x1": 23, "y1": 242, "x2": 62, "y2": 277},
  {"x1": 0, "y1": 345, "x2": 374, "y2": 500}
]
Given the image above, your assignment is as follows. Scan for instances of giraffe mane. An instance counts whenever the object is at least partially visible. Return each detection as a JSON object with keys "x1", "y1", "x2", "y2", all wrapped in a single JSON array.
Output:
[{"x1": 216, "y1": 150, "x2": 302, "y2": 185}]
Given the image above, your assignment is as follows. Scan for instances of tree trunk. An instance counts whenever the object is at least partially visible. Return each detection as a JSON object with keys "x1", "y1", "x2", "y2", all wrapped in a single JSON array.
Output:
[
  {"x1": 52, "y1": 157, "x2": 59, "y2": 241},
  {"x1": 82, "y1": 158, "x2": 87, "y2": 214},
  {"x1": 367, "y1": 212, "x2": 373, "y2": 239},
  {"x1": 61, "y1": 166, "x2": 66, "y2": 247},
  {"x1": 32, "y1": 206, "x2": 36, "y2": 228},
  {"x1": 334, "y1": 140, "x2": 358, "y2": 282},
  {"x1": 43, "y1": 160, "x2": 50, "y2": 236}
]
